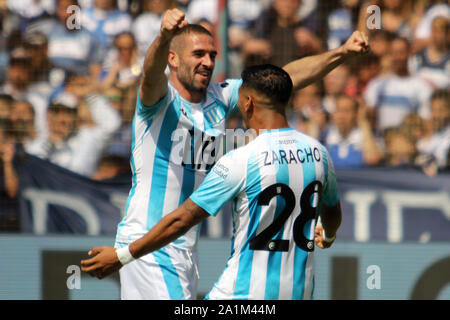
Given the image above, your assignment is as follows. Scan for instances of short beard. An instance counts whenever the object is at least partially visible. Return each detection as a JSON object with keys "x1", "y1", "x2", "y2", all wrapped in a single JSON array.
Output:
[{"x1": 177, "y1": 64, "x2": 210, "y2": 96}]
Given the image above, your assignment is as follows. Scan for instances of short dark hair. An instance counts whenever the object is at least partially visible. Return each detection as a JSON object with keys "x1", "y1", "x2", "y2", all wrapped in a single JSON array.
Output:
[
  {"x1": 170, "y1": 24, "x2": 213, "y2": 51},
  {"x1": 240, "y1": 64, "x2": 293, "y2": 110},
  {"x1": 175, "y1": 24, "x2": 212, "y2": 38}
]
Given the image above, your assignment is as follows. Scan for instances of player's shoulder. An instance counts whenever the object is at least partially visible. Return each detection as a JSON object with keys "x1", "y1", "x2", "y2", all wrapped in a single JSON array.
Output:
[
  {"x1": 288, "y1": 129, "x2": 324, "y2": 147},
  {"x1": 290, "y1": 129, "x2": 331, "y2": 159},
  {"x1": 208, "y1": 79, "x2": 242, "y2": 95}
]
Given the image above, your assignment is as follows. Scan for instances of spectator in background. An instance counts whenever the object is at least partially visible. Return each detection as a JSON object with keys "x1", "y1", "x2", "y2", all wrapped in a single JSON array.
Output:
[
  {"x1": 91, "y1": 155, "x2": 130, "y2": 180},
  {"x1": 5, "y1": 0, "x2": 55, "y2": 33},
  {"x1": 226, "y1": 0, "x2": 264, "y2": 77},
  {"x1": 185, "y1": 0, "x2": 218, "y2": 25},
  {"x1": 325, "y1": 94, "x2": 383, "y2": 169},
  {"x1": 416, "y1": 89, "x2": 450, "y2": 176},
  {"x1": 383, "y1": 125, "x2": 417, "y2": 168},
  {"x1": 409, "y1": 16, "x2": 449, "y2": 89},
  {"x1": 9, "y1": 100, "x2": 40, "y2": 154},
  {"x1": 348, "y1": 53, "x2": 380, "y2": 97},
  {"x1": 327, "y1": 0, "x2": 360, "y2": 50},
  {"x1": 366, "y1": 30, "x2": 395, "y2": 76},
  {"x1": 28, "y1": 74, "x2": 121, "y2": 176},
  {"x1": 364, "y1": 36, "x2": 433, "y2": 133},
  {"x1": 23, "y1": 32, "x2": 50, "y2": 82},
  {"x1": 413, "y1": 1, "x2": 450, "y2": 52},
  {"x1": 358, "y1": 0, "x2": 419, "y2": 40},
  {"x1": 100, "y1": 32, "x2": 142, "y2": 91},
  {"x1": 0, "y1": 94, "x2": 13, "y2": 123},
  {"x1": 48, "y1": 0, "x2": 103, "y2": 80},
  {"x1": 81, "y1": 0, "x2": 132, "y2": 51},
  {"x1": 322, "y1": 64, "x2": 351, "y2": 114},
  {"x1": 103, "y1": 85, "x2": 135, "y2": 158},
  {"x1": 288, "y1": 82, "x2": 328, "y2": 142},
  {"x1": 23, "y1": 31, "x2": 64, "y2": 90},
  {"x1": 0, "y1": 49, "x2": 49, "y2": 138},
  {"x1": 242, "y1": 0, "x2": 323, "y2": 68},
  {"x1": 0, "y1": 121, "x2": 19, "y2": 232},
  {"x1": 133, "y1": 0, "x2": 177, "y2": 59}
]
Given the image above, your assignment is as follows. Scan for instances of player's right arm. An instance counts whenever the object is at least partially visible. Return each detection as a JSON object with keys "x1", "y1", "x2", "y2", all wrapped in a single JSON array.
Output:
[{"x1": 139, "y1": 9, "x2": 188, "y2": 107}]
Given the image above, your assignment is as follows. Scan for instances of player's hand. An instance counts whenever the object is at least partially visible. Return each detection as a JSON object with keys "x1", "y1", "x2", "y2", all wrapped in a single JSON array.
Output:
[
  {"x1": 160, "y1": 8, "x2": 189, "y2": 39},
  {"x1": 341, "y1": 31, "x2": 369, "y2": 56},
  {"x1": 314, "y1": 225, "x2": 335, "y2": 249},
  {"x1": 80, "y1": 246, "x2": 122, "y2": 279}
]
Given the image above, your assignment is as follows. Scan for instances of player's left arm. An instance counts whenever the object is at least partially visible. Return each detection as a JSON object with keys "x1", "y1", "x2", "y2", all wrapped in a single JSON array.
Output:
[
  {"x1": 80, "y1": 199, "x2": 209, "y2": 279},
  {"x1": 283, "y1": 31, "x2": 369, "y2": 90}
]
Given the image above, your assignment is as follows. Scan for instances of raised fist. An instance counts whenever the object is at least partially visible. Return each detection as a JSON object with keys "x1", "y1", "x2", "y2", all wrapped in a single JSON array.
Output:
[
  {"x1": 342, "y1": 31, "x2": 370, "y2": 56},
  {"x1": 160, "y1": 9, "x2": 189, "y2": 39}
]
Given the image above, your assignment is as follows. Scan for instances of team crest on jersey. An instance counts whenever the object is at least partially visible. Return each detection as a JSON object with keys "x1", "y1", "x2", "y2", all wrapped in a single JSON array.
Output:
[{"x1": 220, "y1": 82, "x2": 229, "y2": 88}]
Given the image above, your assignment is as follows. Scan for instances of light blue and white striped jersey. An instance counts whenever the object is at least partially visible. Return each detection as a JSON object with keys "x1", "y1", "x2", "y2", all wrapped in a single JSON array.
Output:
[
  {"x1": 190, "y1": 128, "x2": 339, "y2": 300},
  {"x1": 115, "y1": 79, "x2": 242, "y2": 249}
]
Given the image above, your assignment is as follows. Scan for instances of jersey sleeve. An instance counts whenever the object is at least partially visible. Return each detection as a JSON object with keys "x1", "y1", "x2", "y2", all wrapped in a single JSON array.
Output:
[
  {"x1": 136, "y1": 85, "x2": 174, "y2": 121},
  {"x1": 321, "y1": 147, "x2": 340, "y2": 207},
  {"x1": 190, "y1": 149, "x2": 246, "y2": 216},
  {"x1": 221, "y1": 78, "x2": 243, "y2": 117}
]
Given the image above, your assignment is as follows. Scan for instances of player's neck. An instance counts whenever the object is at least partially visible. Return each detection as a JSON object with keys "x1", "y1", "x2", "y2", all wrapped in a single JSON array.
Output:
[{"x1": 251, "y1": 112, "x2": 290, "y2": 136}]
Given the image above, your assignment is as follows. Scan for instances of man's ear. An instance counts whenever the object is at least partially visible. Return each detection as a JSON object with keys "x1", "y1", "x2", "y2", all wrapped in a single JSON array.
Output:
[
  {"x1": 245, "y1": 95, "x2": 254, "y2": 113},
  {"x1": 168, "y1": 50, "x2": 178, "y2": 68}
]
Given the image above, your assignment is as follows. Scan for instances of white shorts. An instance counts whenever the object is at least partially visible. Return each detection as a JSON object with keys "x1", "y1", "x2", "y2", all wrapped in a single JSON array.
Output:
[{"x1": 115, "y1": 242, "x2": 199, "y2": 300}]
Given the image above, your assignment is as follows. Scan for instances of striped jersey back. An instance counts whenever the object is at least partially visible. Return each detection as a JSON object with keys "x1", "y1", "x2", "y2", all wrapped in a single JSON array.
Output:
[{"x1": 190, "y1": 128, "x2": 339, "y2": 299}]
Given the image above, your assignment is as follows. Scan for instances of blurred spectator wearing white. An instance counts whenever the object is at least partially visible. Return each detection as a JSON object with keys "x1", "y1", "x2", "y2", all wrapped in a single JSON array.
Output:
[
  {"x1": 364, "y1": 36, "x2": 433, "y2": 132},
  {"x1": 48, "y1": 0, "x2": 103, "y2": 78},
  {"x1": 6, "y1": 0, "x2": 55, "y2": 30},
  {"x1": 100, "y1": 32, "x2": 142, "y2": 90},
  {"x1": 325, "y1": 94, "x2": 383, "y2": 169},
  {"x1": 81, "y1": 0, "x2": 132, "y2": 51},
  {"x1": 0, "y1": 49, "x2": 50, "y2": 138},
  {"x1": 28, "y1": 75, "x2": 121, "y2": 176},
  {"x1": 327, "y1": 0, "x2": 359, "y2": 50},
  {"x1": 414, "y1": 1, "x2": 450, "y2": 47},
  {"x1": 409, "y1": 16, "x2": 449, "y2": 89},
  {"x1": 416, "y1": 89, "x2": 450, "y2": 175},
  {"x1": 132, "y1": 0, "x2": 176, "y2": 59}
]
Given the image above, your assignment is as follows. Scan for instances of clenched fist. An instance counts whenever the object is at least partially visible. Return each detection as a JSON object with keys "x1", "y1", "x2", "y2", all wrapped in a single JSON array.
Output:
[
  {"x1": 342, "y1": 31, "x2": 370, "y2": 56},
  {"x1": 160, "y1": 8, "x2": 189, "y2": 39}
]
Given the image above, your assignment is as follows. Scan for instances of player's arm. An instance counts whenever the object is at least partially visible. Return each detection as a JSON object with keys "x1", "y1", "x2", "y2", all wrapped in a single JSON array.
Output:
[
  {"x1": 315, "y1": 202, "x2": 342, "y2": 249},
  {"x1": 283, "y1": 31, "x2": 369, "y2": 90},
  {"x1": 80, "y1": 199, "x2": 208, "y2": 279},
  {"x1": 130, "y1": 199, "x2": 208, "y2": 259},
  {"x1": 139, "y1": 8, "x2": 188, "y2": 107}
]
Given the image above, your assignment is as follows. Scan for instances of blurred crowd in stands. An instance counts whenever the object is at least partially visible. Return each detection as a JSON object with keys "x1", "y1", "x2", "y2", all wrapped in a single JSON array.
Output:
[{"x1": 0, "y1": 0, "x2": 449, "y2": 231}]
